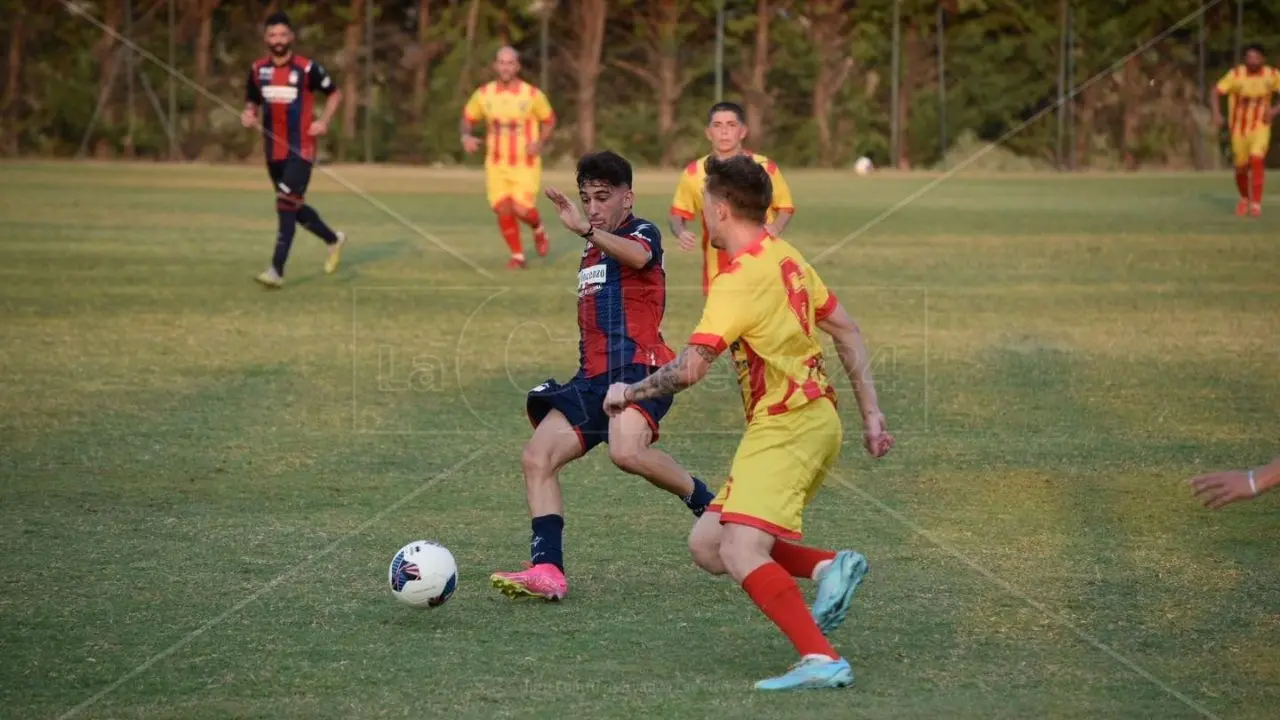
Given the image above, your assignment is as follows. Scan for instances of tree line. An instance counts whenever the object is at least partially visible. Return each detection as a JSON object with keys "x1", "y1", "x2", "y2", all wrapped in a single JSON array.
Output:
[{"x1": 1, "y1": 0, "x2": 1277, "y2": 169}]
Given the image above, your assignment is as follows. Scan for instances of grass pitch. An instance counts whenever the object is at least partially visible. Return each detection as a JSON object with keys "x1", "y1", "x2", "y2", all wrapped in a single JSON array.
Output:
[{"x1": 1, "y1": 161, "x2": 1277, "y2": 719}]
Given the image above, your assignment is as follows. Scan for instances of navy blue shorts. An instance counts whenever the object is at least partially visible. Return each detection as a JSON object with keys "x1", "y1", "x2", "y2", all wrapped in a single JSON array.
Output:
[{"x1": 526, "y1": 364, "x2": 673, "y2": 453}]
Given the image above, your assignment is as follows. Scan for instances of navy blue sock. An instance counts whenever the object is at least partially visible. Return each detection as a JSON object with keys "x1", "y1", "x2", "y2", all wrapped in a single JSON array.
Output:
[
  {"x1": 297, "y1": 204, "x2": 338, "y2": 244},
  {"x1": 683, "y1": 476, "x2": 715, "y2": 517},
  {"x1": 272, "y1": 209, "x2": 298, "y2": 276},
  {"x1": 530, "y1": 514, "x2": 564, "y2": 571}
]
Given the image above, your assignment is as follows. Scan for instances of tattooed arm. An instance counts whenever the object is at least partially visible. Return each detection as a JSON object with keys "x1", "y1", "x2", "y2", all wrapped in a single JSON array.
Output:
[{"x1": 603, "y1": 345, "x2": 719, "y2": 415}]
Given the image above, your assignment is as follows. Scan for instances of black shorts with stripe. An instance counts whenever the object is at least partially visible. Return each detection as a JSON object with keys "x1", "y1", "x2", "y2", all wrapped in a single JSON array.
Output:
[{"x1": 267, "y1": 159, "x2": 313, "y2": 199}]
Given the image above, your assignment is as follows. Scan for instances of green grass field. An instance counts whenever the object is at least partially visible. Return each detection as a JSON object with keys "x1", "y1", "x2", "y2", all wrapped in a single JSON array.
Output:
[{"x1": 1, "y1": 161, "x2": 1277, "y2": 719}]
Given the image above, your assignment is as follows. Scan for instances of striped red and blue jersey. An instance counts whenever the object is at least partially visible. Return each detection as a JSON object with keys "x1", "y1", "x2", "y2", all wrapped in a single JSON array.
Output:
[
  {"x1": 575, "y1": 216, "x2": 676, "y2": 377},
  {"x1": 245, "y1": 55, "x2": 336, "y2": 162}
]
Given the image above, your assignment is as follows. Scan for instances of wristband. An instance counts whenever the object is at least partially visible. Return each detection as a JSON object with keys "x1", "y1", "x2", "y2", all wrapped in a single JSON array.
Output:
[{"x1": 1248, "y1": 469, "x2": 1258, "y2": 496}]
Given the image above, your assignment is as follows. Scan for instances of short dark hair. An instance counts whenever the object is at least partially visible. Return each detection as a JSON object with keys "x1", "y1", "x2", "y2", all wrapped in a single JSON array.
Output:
[
  {"x1": 265, "y1": 11, "x2": 292, "y2": 29},
  {"x1": 1244, "y1": 43, "x2": 1265, "y2": 56},
  {"x1": 704, "y1": 155, "x2": 771, "y2": 224},
  {"x1": 576, "y1": 151, "x2": 633, "y2": 189},
  {"x1": 708, "y1": 102, "x2": 746, "y2": 124}
]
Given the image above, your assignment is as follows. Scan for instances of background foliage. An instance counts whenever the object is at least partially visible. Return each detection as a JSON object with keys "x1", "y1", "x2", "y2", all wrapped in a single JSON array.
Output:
[{"x1": 1, "y1": 0, "x2": 1278, "y2": 169}]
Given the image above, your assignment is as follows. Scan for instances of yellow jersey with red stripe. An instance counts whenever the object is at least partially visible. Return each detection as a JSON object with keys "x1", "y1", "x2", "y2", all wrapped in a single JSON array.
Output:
[
  {"x1": 1215, "y1": 65, "x2": 1280, "y2": 137},
  {"x1": 671, "y1": 153, "x2": 795, "y2": 295},
  {"x1": 689, "y1": 231, "x2": 837, "y2": 424},
  {"x1": 462, "y1": 80, "x2": 554, "y2": 168}
]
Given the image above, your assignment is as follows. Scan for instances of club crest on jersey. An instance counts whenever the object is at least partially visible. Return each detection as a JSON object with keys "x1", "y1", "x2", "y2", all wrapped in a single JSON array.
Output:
[
  {"x1": 258, "y1": 67, "x2": 272, "y2": 83},
  {"x1": 289, "y1": 70, "x2": 299, "y2": 85},
  {"x1": 577, "y1": 264, "x2": 607, "y2": 298}
]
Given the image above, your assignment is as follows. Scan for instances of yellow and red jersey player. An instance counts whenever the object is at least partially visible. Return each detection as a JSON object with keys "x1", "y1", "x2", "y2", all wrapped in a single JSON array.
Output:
[
  {"x1": 1212, "y1": 44, "x2": 1280, "y2": 217},
  {"x1": 669, "y1": 102, "x2": 795, "y2": 295},
  {"x1": 605, "y1": 156, "x2": 894, "y2": 690},
  {"x1": 461, "y1": 47, "x2": 556, "y2": 269}
]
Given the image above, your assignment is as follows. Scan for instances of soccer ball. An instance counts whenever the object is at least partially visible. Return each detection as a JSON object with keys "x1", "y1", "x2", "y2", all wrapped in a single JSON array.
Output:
[
  {"x1": 854, "y1": 156, "x2": 874, "y2": 176},
  {"x1": 388, "y1": 540, "x2": 458, "y2": 608}
]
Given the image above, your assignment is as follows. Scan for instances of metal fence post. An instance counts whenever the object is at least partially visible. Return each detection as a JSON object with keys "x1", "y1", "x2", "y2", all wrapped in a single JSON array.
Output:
[
  {"x1": 890, "y1": 0, "x2": 900, "y2": 167},
  {"x1": 714, "y1": 0, "x2": 725, "y2": 102},
  {"x1": 936, "y1": 2, "x2": 946, "y2": 169},
  {"x1": 364, "y1": 0, "x2": 374, "y2": 163}
]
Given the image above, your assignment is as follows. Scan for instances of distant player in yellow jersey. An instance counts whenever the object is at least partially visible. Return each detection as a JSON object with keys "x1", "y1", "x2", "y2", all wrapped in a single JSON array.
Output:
[
  {"x1": 669, "y1": 102, "x2": 795, "y2": 294},
  {"x1": 1212, "y1": 44, "x2": 1280, "y2": 217},
  {"x1": 606, "y1": 156, "x2": 894, "y2": 691},
  {"x1": 461, "y1": 47, "x2": 556, "y2": 268}
]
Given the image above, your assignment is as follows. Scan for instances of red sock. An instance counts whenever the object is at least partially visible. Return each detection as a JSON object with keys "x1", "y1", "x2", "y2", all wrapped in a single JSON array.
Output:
[
  {"x1": 518, "y1": 208, "x2": 544, "y2": 231},
  {"x1": 770, "y1": 541, "x2": 836, "y2": 579},
  {"x1": 1236, "y1": 168, "x2": 1250, "y2": 199},
  {"x1": 497, "y1": 213, "x2": 523, "y2": 257},
  {"x1": 1250, "y1": 157, "x2": 1265, "y2": 203},
  {"x1": 741, "y1": 562, "x2": 839, "y2": 659}
]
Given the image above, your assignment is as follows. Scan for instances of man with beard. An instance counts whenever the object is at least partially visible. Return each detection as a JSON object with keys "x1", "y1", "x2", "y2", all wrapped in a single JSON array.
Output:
[
  {"x1": 1212, "y1": 43, "x2": 1280, "y2": 217},
  {"x1": 460, "y1": 46, "x2": 557, "y2": 269},
  {"x1": 241, "y1": 12, "x2": 346, "y2": 288}
]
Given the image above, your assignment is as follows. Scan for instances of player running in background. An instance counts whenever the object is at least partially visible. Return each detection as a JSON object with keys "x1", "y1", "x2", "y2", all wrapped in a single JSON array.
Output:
[
  {"x1": 606, "y1": 155, "x2": 894, "y2": 691},
  {"x1": 1212, "y1": 43, "x2": 1280, "y2": 217},
  {"x1": 241, "y1": 12, "x2": 346, "y2": 289},
  {"x1": 461, "y1": 47, "x2": 556, "y2": 269},
  {"x1": 669, "y1": 102, "x2": 795, "y2": 294},
  {"x1": 489, "y1": 151, "x2": 716, "y2": 601}
]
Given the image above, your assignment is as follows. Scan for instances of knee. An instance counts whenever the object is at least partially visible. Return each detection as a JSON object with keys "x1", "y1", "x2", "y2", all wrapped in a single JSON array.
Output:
[
  {"x1": 275, "y1": 192, "x2": 302, "y2": 212},
  {"x1": 520, "y1": 442, "x2": 554, "y2": 480},
  {"x1": 717, "y1": 533, "x2": 759, "y2": 581},
  {"x1": 607, "y1": 443, "x2": 645, "y2": 475},
  {"x1": 688, "y1": 527, "x2": 726, "y2": 575}
]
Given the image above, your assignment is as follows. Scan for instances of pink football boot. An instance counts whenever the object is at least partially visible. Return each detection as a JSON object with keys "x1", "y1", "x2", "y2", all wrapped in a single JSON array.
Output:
[{"x1": 490, "y1": 563, "x2": 568, "y2": 601}]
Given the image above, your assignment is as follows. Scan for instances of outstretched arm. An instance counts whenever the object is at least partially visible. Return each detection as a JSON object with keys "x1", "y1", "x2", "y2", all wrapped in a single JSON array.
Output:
[
  {"x1": 1190, "y1": 455, "x2": 1280, "y2": 509},
  {"x1": 818, "y1": 302, "x2": 893, "y2": 457},
  {"x1": 603, "y1": 345, "x2": 718, "y2": 414}
]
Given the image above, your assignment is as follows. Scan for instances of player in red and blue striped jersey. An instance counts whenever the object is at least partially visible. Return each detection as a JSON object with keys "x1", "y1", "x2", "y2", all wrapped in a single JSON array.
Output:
[
  {"x1": 490, "y1": 151, "x2": 714, "y2": 601},
  {"x1": 241, "y1": 12, "x2": 346, "y2": 289}
]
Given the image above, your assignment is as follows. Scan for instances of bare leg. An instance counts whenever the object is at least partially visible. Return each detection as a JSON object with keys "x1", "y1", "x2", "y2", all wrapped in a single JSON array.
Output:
[
  {"x1": 688, "y1": 510, "x2": 728, "y2": 575},
  {"x1": 605, "y1": 407, "x2": 694, "y2": 496},
  {"x1": 521, "y1": 409, "x2": 586, "y2": 517}
]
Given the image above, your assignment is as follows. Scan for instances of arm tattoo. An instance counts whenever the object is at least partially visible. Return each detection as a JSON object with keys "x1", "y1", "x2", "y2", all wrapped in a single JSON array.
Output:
[{"x1": 627, "y1": 346, "x2": 718, "y2": 402}]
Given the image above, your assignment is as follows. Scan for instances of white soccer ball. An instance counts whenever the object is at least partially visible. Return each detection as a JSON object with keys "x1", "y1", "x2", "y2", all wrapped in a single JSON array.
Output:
[
  {"x1": 854, "y1": 156, "x2": 874, "y2": 176},
  {"x1": 388, "y1": 540, "x2": 458, "y2": 608}
]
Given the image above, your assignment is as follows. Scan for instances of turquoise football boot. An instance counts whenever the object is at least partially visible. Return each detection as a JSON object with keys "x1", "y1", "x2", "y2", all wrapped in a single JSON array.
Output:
[
  {"x1": 811, "y1": 550, "x2": 869, "y2": 635},
  {"x1": 754, "y1": 655, "x2": 854, "y2": 691}
]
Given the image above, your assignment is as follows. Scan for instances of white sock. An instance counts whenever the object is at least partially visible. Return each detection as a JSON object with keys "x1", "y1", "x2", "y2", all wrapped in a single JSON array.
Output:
[{"x1": 811, "y1": 559, "x2": 833, "y2": 582}]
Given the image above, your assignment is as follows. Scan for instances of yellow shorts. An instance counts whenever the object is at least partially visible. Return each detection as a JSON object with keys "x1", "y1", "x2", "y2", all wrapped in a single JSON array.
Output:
[
  {"x1": 486, "y1": 164, "x2": 541, "y2": 210},
  {"x1": 1231, "y1": 127, "x2": 1272, "y2": 167},
  {"x1": 709, "y1": 398, "x2": 843, "y2": 540}
]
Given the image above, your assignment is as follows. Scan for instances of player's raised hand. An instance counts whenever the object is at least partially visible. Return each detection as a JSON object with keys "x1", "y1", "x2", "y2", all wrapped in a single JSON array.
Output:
[
  {"x1": 545, "y1": 187, "x2": 591, "y2": 235},
  {"x1": 602, "y1": 383, "x2": 631, "y2": 417},
  {"x1": 677, "y1": 230, "x2": 698, "y2": 252},
  {"x1": 307, "y1": 120, "x2": 329, "y2": 137},
  {"x1": 862, "y1": 411, "x2": 894, "y2": 458},
  {"x1": 1189, "y1": 469, "x2": 1256, "y2": 509}
]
